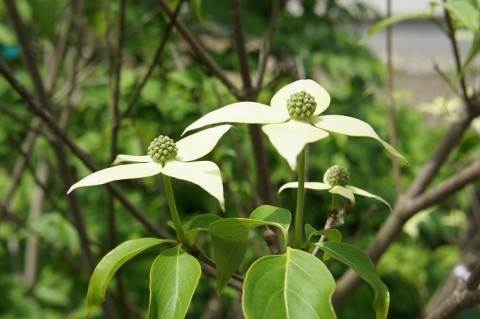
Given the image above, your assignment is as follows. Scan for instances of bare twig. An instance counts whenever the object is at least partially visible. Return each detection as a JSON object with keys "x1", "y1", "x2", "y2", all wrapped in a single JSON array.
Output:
[
  {"x1": 22, "y1": 158, "x2": 49, "y2": 285},
  {"x1": 334, "y1": 156, "x2": 480, "y2": 305},
  {"x1": 0, "y1": 59, "x2": 169, "y2": 239},
  {"x1": 255, "y1": 0, "x2": 280, "y2": 90},
  {"x1": 407, "y1": 111, "x2": 477, "y2": 198},
  {"x1": 44, "y1": 0, "x2": 85, "y2": 93},
  {"x1": 444, "y1": 7, "x2": 469, "y2": 102},
  {"x1": 116, "y1": 0, "x2": 184, "y2": 126},
  {"x1": 228, "y1": 0, "x2": 253, "y2": 95},
  {"x1": 424, "y1": 281, "x2": 480, "y2": 319},
  {"x1": 386, "y1": 0, "x2": 402, "y2": 194},
  {"x1": 157, "y1": 0, "x2": 238, "y2": 95}
]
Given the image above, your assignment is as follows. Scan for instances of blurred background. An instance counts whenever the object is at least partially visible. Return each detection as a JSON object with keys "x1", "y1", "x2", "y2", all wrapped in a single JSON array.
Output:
[{"x1": 1, "y1": 0, "x2": 479, "y2": 318}]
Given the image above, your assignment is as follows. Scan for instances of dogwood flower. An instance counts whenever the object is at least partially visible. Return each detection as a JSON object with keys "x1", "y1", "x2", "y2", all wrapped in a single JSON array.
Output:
[
  {"x1": 279, "y1": 165, "x2": 392, "y2": 210},
  {"x1": 183, "y1": 79, "x2": 406, "y2": 169},
  {"x1": 68, "y1": 125, "x2": 232, "y2": 210}
]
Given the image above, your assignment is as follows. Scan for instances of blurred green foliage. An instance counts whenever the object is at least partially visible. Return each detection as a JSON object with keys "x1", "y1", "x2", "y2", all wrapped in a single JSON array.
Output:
[{"x1": 0, "y1": 0, "x2": 479, "y2": 318}]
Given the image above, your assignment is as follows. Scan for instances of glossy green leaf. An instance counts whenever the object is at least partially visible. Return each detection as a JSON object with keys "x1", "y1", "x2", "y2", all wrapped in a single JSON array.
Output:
[
  {"x1": 368, "y1": 12, "x2": 432, "y2": 36},
  {"x1": 444, "y1": 0, "x2": 479, "y2": 32},
  {"x1": 29, "y1": 0, "x2": 58, "y2": 42},
  {"x1": 148, "y1": 245, "x2": 201, "y2": 319},
  {"x1": 87, "y1": 238, "x2": 175, "y2": 316},
  {"x1": 461, "y1": 29, "x2": 480, "y2": 75},
  {"x1": 249, "y1": 205, "x2": 291, "y2": 232},
  {"x1": 243, "y1": 247, "x2": 336, "y2": 319},
  {"x1": 314, "y1": 242, "x2": 390, "y2": 319},
  {"x1": 209, "y1": 207, "x2": 292, "y2": 292},
  {"x1": 305, "y1": 224, "x2": 342, "y2": 244},
  {"x1": 305, "y1": 225, "x2": 342, "y2": 260},
  {"x1": 183, "y1": 214, "x2": 222, "y2": 246}
]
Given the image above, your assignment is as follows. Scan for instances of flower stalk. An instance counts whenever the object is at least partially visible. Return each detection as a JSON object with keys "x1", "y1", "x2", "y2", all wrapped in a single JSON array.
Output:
[
  {"x1": 293, "y1": 149, "x2": 306, "y2": 249},
  {"x1": 163, "y1": 175, "x2": 185, "y2": 241}
]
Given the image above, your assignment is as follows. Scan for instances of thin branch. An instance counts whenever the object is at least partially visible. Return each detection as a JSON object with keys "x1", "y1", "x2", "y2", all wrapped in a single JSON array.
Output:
[
  {"x1": 334, "y1": 156, "x2": 480, "y2": 305},
  {"x1": 0, "y1": 58, "x2": 169, "y2": 239},
  {"x1": 424, "y1": 281, "x2": 480, "y2": 319},
  {"x1": 156, "y1": 0, "x2": 238, "y2": 96},
  {"x1": 23, "y1": 157, "x2": 49, "y2": 285},
  {"x1": 44, "y1": 0, "x2": 84, "y2": 93},
  {"x1": 386, "y1": 0, "x2": 402, "y2": 194},
  {"x1": 407, "y1": 111, "x2": 477, "y2": 197},
  {"x1": 228, "y1": 0, "x2": 253, "y2": 94},
  {"x1": 444, "y1": 7, "x2": 469, "y2": 103},
  {"x1": 405, "y1": 158, "x2": 480, "y2": 217},
  {"x1": 116, "y1": 0, "x2": 184, "y2": 127},
  {"x1": 3, "y1": 0, "x2": 49, "y2": 108},
  {"x1": 466, "y1": 262, "x2": 480, "y2": 291},
  {"x1": 255, "y1": 0, "x2": 280, "y2": 90}
]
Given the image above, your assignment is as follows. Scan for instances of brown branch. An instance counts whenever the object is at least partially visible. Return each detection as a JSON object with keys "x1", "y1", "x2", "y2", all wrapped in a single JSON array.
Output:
[
  {"x1": 444, "y1": 7, "x2": 469, "y2": 103},
  {"x1": 156, "y1": 0, "x2": 238, "y2": 96},
  {"x1": 386, "y1": 0, "x2": 402, "y2": 194},
  {"x1": 424, "y1": 281, "x2": 480, "y2": 319},
  {"x1": 405, "y1": 158, "x2": 480, "y2": 217},
  {"x1": 3, "y1": 0, "x2": 49, "y2": 108},
  {"x1": 116, "y1": 0, "x2": 184, "y2": 127},
  {"x1": 228, "y1": 0, "x2": 253, "y2": 95},
  {"x1": 0, "y1": 58, "x2": 169, "y2": 239},
  {"x1": 255, "y1": 0, "x2": 280, "y2": 90},
  {"x1": 466, "y1": 262, "x2": 480, "y2": 291},
  {"x1": 334, "y1": 156, "x2": 480, "y2": 305},
  {"x1": 44, "y1": 0, "x2": 84, "y2": 93},
  {"x1": 407, "y1": 111, "x2": 477, "y2": 198}
]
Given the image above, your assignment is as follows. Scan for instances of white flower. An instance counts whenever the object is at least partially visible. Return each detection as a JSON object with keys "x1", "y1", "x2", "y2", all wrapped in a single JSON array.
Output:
[
  {"x1": 68, "y1": 125, "x2": 232, "y2": 210},
  {"x1": 183, "y1": 79, "x2": 406, "y2": 169},
  {"x1": 279, "y1": 165, "x2": 392, "y2": 210}
]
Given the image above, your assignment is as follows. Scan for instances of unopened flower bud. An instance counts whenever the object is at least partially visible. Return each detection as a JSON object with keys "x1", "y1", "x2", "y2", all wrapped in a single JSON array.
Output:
[
  {"x1": 148, "y1": 135, "x2": 178, "y2": 165},
  {"x1": 287, "y1": 91, "x2": 317, "y2": 119},
  {"x1": 324, "y1": 165, "x2": 350, "y2": 186}
]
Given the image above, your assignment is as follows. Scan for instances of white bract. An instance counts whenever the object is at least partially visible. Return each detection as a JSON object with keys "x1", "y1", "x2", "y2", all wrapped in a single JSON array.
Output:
[
  {"x1": 183, "y1": 79, "x2": 406, "y2": 169},
  {"x1": 68, "y1": 125, "x2": 232, "y2": 210},
  {"x1": 279, "y1": 169, "x2": 392, "y2": 211}
]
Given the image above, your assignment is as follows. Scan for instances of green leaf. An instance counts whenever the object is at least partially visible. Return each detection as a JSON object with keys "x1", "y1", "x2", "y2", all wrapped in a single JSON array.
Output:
[
  {"x1": 305, "y1": 224, "x2": 342, "y2": 244},
  {"x1": 461, "y1": 29, "x2": 480, "y2": 75},
  {"x1": 369, "y1": 12, "x2": 432, "y2": 36},
  {"x1": 249, "y1": 205, "x2": 291, "y2": 232},
  {"x1": 209, "y1": 206, "x2": 291, "y2": 292},
  {"x1": 87, "y1": 238, "x2": 175, "y2": 316},
  {"x1": 242, "y1": 247, "x2": 337, "y2": 319},
  {"x1": 28, "y1": 0, "x2": 58, "y2": 42},
  {"x1": 209, "y1": 219, "x2": 250, "y2": 294},
  {"x1": 314, "y1": 242, "x2": 390, "y2": 319},
  {"x1": 148, "y1": 245, "x2": 201, "y2": 319},
  {"x1": 444, "y1": 0, "x2": 479, "y2": 32},
  {"x1": 184, "y1": 214, "x2": 221, "y2": 246}
]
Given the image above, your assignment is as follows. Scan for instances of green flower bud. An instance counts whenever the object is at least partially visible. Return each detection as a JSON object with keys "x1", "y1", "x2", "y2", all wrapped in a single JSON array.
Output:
[
  {"x1": 147, "y1": 135, "x2": 178, "y2": 165},
  {"x1": 287, "y1": 91, "x2": 317, "y2": 119},
  {"x1": 324, "y1": 165, "x2": 350, "y2": 187}
]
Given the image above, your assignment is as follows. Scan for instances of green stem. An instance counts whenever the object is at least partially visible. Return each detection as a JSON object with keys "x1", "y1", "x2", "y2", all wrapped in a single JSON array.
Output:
[
  {"x1": 162, "y1": 175, "x2": 185, "y2": 241},
  {"x1": 330, "y1": 193, "x2": 338, "y2": 211},
  {"x1": 293, "y1": 149, "x2": 306, "y2": 249}
]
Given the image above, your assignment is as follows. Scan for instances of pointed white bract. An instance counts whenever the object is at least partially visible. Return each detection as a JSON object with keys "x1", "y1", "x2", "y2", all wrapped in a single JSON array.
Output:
[
  {"x1": 183, "y1": 79, "x2": 406, "y2": 170},
  {"x1": 263, "y1": 120, "x2": 329, "y2": 169},
  {"x1": 279, "y1": 180, "x2": 392, "y2": 211},
  {"x1": 68, "y1": 125, "x2": 232, "y2": 209}
]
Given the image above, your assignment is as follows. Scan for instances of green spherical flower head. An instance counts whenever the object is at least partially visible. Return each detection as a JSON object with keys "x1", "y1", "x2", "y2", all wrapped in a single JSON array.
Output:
[
  {"x1": 324, "y1": 165, "x2": 350, "y2": 187},
  {"x1": 287, "y1": 90, "x2": 317, "y2": 120},
  {"x1": 147, "y1": 135, "x2": 178, "y2": 165}
]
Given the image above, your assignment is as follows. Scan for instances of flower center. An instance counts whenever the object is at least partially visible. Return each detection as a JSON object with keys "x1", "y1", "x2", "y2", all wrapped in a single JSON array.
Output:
[
  {"x1": 286, "y1": 91, "x2": 317, "y2": 120},
  {"x1": 324, "y1": 165, "x2": 350, "y2": 187},
  {"x1": 147, "y1": 135, "x2": 178, "y2": 165}
]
